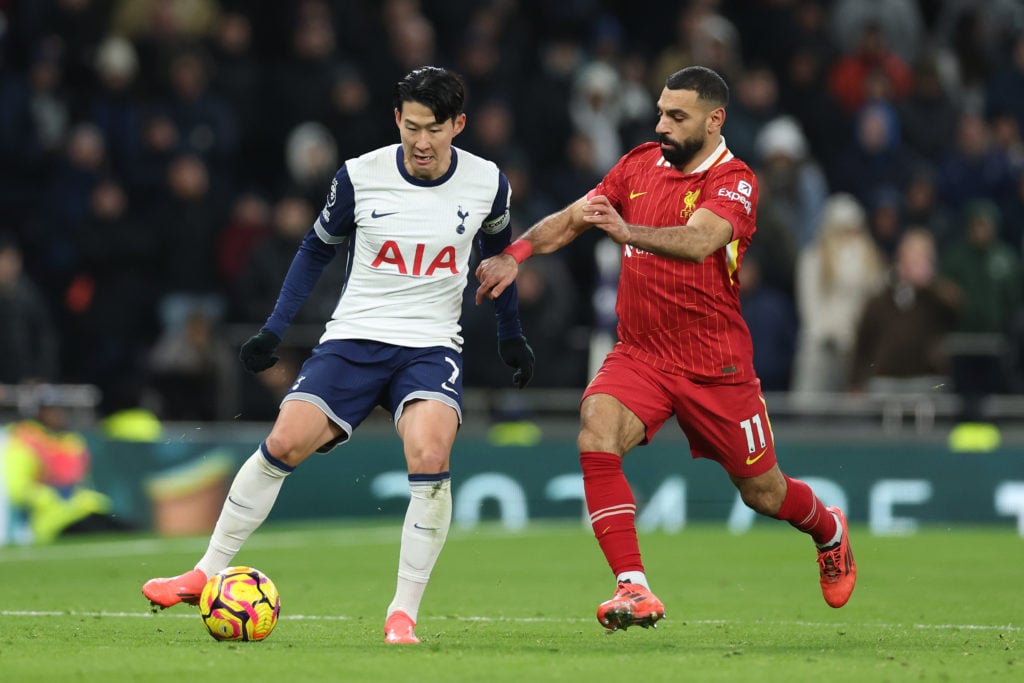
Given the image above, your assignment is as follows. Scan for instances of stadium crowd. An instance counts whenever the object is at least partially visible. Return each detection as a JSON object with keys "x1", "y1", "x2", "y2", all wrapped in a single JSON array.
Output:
[{"x1": 1, "y1": 0, "x2": 1023, "y2": 422}]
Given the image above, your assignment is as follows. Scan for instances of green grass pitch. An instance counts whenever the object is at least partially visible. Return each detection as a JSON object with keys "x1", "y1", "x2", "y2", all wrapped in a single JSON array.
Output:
[{"x1": 1, "y1": 521, "x2": 1020, "y2": 682}]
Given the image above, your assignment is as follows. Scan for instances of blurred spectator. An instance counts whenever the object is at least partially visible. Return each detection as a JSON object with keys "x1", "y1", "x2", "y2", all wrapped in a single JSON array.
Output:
[
  {"x1": 777, "y1": 42, "x2": 848, "y2": 173},
  {"x1": 70, "y1": 178, "x2": 161, "y2": 393},
  {"x1": 463, "y1": 256, "x2": 585, "y2": 389},
  {"x1": 2, "y1": 385, "x2": 130, "y2": 544},
  {"x1": 323, "y1": 65, "x2": 388, "y2": 162},
  {"x1": 147, "y1": 307, "x2": 236, "y2": 421},
  {"x1": 866, "y1": 186, "x2": 905, "y2": 258},
  {"x1": 986, "y1": 33, "x2": 1024, "y2": 137},
  {"x1": 216, "y1": 192, "x2": 273, "y2": 288},
  {"x1": 0, "y1": 234, "x2": 59, "y2": 383},
  {"x1": 229, "y1": 194, "x2": 346, "y2": 330},
  {"x1": 569, "y1": 61, "x2": 624, "y2": 174},
  {"x1": 503, "y1": 155, "x2": 558, "y2": 236},
  {"x1": 154, "y1": 153, "x2": 227, "y2": 299},
  {"x1": 940, "y1": 200, "x2": 1023, "y2": 400},
  {"x1": 88, "y1": 35, "x2": 144, "y2": 178},
  {"x1": 829, "y1": 0, "x2": 924, "y2": 65},
  {"x1": 454, "y1": 21, "x2": 505, "y2": 106},
  {"x1": 935, "y1": 111, "x2": 1018, "y2": 217},
  {"x1": 111, "y1": 0, "x2": 220, "y2": 39},
  {"x1": 992, "y1": 111, "x2": 1024, "y2": 169},
  {"x1": 649, "y1": 3, "x2": 706, "y2": 92},
  {"x1": 208, "y1": 8, "x2": 267, "y2": 188},
  {"x1": 459, "y1": 97, "x2": 525, "y2": 167},
  {"x1": 742, "y1": 204, "x2": 797, "y2": 301},
  {"x1": 157, "y1": 47, "x2": 239, "y2": 174},
  {"x1": 792, "y1": 193, "x2": 887, "y2": 394},
  {"x1": 616, "y1": 51, "x2": 657, "y2": 151},
  {"x1": 125, "y1": 111, "x2": 180, "y2": 205},
  {"x1": 901, "y1": 167, "x2": 955, "y2": 251},
  {"x1": 282, "y1": 121, "x2": 338, "y2": 205},
  {"x1": 0, "y1": 35, "x2": 70, "y2": 227},
  {"x1": 850, "y1": 228, "x2": 959, "y2": 393},
  {"x1": 1000, "y1": 171, "x2": 1024, "y2": 254},
  {"x1": 937, "y1": 198, "x2": 1019, "y2": 327},
  {"x1": 25, "y1": 122, "x2": 107, "y2": 304},
  {"x1": 826, "y1": 21, "x2": 912, "y2": 115},
  {"x1": 515, "y1": 35, "x2": 580, "y2": 173},
  {"x1": 898, "y1": 55, "x2": 962, "y2": 165},
  {"x1": 739, "y1": 253, "x2": 797, "y2": 392},
  {"x1": 753, "y1": 115, "x2": 828, "y2": 250},
  {"x1": 268, "y1": 2, "x2": 339, "y2": 145},
  {"x1": 380, "y1": 2, "x2": 438, "y2": 87},
  {"x1": 726, "y1": 64, "x2": 782, "y2": 167},
  {"x1": 828, "y1": 100, "x2": 914, "y2": 209},
  {"x1": 543, "y1": 133, "x2": 605, "y2": 326},
  {"x1": 14, "y1": 0, "x2": 111, "y2": 105},
  {"x1": 935, "y1": 4, "x2": 1001, "y2": 109},
  {"x1": 688, "y1": 10, "x2": 742, "y2": 85}
]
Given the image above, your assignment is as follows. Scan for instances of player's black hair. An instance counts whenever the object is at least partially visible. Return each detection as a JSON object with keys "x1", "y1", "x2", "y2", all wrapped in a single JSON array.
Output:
[
  {"x1": 665, "y1": 66, "x2": 729, "y2": 108},
  {"x1": 393, "y1": 66, "x2": 467, "y2": 123}
]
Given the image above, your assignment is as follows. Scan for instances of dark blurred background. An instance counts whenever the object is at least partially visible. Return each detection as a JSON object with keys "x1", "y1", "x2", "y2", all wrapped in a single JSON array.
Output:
[{"x1": 1, "y1": 0, "x2": 1023, "y2": 429}]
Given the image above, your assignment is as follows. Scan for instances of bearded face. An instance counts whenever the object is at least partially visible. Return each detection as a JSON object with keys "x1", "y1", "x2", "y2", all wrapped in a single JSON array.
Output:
[{"x1": 659, "y1": 131, "x2": 705, "y2": 167}]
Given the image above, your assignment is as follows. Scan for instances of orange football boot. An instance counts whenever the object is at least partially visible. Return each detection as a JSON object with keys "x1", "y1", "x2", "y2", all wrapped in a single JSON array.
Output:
[
  {"x1": 384, "y1": 610, "x2": 420, "y2": 644},
  {"x1": 596, "y1": 581, "x2": 666, "y2": 631},
  {"x1": 817, "y1": 506, "x2": 857, "y2": 607},
  {"x1": 142, "y1": 569, "x2": 207, "y2": 609}
]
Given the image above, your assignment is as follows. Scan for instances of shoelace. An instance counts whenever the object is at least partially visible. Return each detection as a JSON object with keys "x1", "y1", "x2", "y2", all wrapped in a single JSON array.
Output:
[
  {"x1": 617, "y1": 584, "x2": 648, "y2": 604},
  {"x1": 818, "y1": 547, "x2": 843, "y2": 580}
]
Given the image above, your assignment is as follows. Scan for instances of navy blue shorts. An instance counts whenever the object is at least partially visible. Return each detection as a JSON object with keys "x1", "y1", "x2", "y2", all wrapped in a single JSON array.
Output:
[{"x1": 282, "y1": 339, "x2": 463, "y2": 451}]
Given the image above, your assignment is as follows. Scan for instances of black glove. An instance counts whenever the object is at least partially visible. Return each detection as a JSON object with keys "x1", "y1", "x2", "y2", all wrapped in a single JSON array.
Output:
[
  {"x1": 498, "y1": 336, "x2": 535, "y2": 389},
  {"x1": 239, "y1": 329, "x2": 281, "y2": 374}
]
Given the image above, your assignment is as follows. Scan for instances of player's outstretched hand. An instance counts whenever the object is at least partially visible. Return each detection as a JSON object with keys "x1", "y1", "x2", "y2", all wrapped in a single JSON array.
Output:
[
  {"x1": 583, "y1": 194, "x2": 631, "y2": 244},
  {"x1": 475, "y1": 255, "x2": 519, "y2": 304},
  {"x1": 499, "y1": 336, "x2": 535, "y2": 389},
  {"x1": 239, "y1": 329, "x2": 281, "y2": 373}
]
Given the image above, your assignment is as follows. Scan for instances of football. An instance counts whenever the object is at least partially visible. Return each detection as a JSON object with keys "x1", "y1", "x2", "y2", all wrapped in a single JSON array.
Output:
[{"x1": 199, "y1": 566, "x2": 281, "y2": 641}]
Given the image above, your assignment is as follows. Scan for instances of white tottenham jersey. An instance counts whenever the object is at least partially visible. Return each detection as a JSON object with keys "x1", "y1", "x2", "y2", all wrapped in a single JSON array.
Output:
[{"x1": 314, "y1": 144, "x2": 510, "y2": 352}]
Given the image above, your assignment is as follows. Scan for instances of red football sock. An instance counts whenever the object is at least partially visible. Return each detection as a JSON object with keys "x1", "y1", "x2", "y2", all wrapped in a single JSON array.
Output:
[
  {"x1": 774, "y1": 475, "x2": 837, "y2": 545},
  {"x1": 580, "y1": 451, "x2": 644, "y2": 574}
]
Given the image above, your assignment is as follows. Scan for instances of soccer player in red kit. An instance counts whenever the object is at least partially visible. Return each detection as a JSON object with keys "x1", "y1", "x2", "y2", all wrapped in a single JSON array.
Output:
[{"x1": 476, "y1": 65, "x2": 856, "y2": 631}]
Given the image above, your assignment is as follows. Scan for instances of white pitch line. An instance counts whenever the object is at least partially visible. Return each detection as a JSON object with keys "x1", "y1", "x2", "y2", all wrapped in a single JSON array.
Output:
[{"x1": 0, "y1": 610, "x2": 1018, "y2": 632}]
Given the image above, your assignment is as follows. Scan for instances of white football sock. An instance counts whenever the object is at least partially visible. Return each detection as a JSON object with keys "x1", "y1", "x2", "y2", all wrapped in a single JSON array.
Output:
[
  {"x1": 386, "y1": 475, "x2": 452, "y2": 624},
  {"x1": 816, "y1": 512, "x2": 844, "y2": 549},
  {"x1": 196, "y1": 446, "x2": 291, "y2": 577},
  {"x1": 616, "y1": 571, "x2": 649, "y2": 589}
]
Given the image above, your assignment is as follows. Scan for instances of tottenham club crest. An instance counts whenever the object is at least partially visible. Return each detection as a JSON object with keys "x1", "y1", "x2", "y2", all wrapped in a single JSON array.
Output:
[{"x1": 456, "y1": 205, "x2": 469, "y2": 234}]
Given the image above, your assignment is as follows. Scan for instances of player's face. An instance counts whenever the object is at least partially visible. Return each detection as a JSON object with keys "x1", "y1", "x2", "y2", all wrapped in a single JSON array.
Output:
[
  {"x1": 654, "y1": 87, "x2": 723, "y2": 171},
  {"x1": 395, "y1": 101, "x2": 466, "y2": 181}
]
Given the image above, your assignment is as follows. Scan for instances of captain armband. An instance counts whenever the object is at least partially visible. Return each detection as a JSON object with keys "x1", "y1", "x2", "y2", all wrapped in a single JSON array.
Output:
[{"x1": 481, "y1": 210, "x2": 510, "y2": 234}]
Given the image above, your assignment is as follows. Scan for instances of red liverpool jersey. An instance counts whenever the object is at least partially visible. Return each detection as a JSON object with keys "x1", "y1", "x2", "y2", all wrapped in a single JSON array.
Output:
[{"x1": 590, "y1": 139, "x2": 758, "y2": 383}]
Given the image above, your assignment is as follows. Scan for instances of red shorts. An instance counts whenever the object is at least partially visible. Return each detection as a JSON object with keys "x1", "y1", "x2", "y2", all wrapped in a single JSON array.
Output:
[{"x1": 582, "y1": 348, "x2": 777, "y2": 478}]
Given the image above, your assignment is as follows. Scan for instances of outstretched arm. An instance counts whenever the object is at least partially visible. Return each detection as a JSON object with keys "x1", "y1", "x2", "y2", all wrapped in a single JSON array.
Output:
[
  {"x1": 475, "y1": 196, "x2": 591, "y2": 303},
  {"x1": 583, "y1": 195, "x2": 733, "y2": 262}
]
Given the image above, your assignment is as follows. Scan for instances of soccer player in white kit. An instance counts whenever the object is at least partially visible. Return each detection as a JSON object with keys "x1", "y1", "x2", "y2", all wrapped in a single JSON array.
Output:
[{"x1": 142, "y1": 67, "x2": 535, "y2": 644}]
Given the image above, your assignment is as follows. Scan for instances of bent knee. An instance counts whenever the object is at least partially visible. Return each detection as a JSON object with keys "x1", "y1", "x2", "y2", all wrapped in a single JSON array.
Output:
[
  {"x1": 406, "y1": 447, "x2": 450, "y2": 475},
  {"x1": 263, "y1": 432, "x2": 314, "y2": 468}
]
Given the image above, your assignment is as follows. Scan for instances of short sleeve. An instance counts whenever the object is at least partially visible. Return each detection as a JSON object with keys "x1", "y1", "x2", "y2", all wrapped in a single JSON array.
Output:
[
  {"x1": 588, "y1": 161, "x2": 628, "y2": 212},
  {"x1": 699, "y1": 165, "x2": 758, "y2": 240}
]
